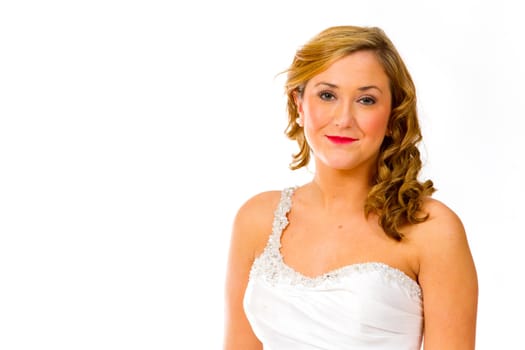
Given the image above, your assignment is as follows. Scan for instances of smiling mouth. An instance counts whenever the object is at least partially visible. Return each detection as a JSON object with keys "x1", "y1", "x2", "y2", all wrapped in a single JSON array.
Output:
[{"x1": 326, "y1": 135, "x2": 358, "y2": 144}]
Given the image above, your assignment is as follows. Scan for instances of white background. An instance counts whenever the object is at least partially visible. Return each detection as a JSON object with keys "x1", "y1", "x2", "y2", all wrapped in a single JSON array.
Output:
[{"x1": 1, "y1": 1, "x2": 523, "y2": 349}]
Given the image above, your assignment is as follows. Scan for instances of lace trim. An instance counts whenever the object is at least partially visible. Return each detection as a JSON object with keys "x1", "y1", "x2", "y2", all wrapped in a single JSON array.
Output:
[{"x1": 249, "y1": 187, "x2": 423, "y2": 299}]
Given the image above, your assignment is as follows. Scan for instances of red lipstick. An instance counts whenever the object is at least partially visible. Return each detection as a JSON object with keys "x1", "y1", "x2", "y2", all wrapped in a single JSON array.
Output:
[{"x1": 326, "y1": 135, "x2": 358, "y2": 144}]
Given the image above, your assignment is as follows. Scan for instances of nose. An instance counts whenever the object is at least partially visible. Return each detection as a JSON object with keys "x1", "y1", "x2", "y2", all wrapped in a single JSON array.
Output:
[{"x1": 334, "y1": 102, "x2": 354, "y2": 127}]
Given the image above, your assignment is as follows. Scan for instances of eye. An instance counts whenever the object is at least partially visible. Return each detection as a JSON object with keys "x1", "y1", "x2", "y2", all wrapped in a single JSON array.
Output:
[
  {"x1": 319, "y1": 91, "x2": 336, "y2": 101},
  {"x1": 358, "y1": 96, "x2": 376, "y2": 105}
]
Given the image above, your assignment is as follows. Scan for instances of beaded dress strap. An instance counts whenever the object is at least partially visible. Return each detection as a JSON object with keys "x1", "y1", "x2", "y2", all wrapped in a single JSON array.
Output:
[
  {"x1": 256, "y1": 187, "x2": 294, "y2": 261},
  {"x1": 268, "y1": 187, "x2": 294, "y2": 249}
]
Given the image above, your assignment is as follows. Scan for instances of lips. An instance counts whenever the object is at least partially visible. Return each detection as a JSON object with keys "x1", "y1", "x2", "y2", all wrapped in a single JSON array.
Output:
[{"x1": 326, "y1": 135, "x2": 358, "y2": 144}]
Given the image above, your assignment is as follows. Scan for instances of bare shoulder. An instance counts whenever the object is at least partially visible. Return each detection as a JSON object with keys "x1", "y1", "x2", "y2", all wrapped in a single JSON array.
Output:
[
  {"x1": 408, "y1": 196, "x2": 475, "y2": 274},
  {"x1": 236, "y1": 190, "x2": 281, "y2": 220},
  {"x1": 234, "y1": 190, "x2": 282, "y2": 233},
  {"x1": 411, "y1": 197, "x2": 478, "y2": 348},
  {"x1": 231, "y1": 190, "x2": 283, "y2": 258},
  {"x1": 410, "y1": 197, "x2": 467, "y2": 250}
]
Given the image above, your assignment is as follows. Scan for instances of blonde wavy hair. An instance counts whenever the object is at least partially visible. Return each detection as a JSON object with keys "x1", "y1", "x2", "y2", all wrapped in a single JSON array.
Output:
[{"x1": 284, "y1": 25, "x2": 435, "y2": 240}]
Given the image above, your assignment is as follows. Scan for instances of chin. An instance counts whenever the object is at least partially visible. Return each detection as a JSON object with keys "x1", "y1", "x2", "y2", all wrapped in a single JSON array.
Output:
[
  {"x1": 320, "y1": 160, "x2": 360, "y2": 171},
  {"x1": 317, "y1": 156, "x2": 374, "y2": 173}
]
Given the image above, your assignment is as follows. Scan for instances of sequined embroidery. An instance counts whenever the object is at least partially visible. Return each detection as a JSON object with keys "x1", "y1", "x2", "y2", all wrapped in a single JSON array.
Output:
[{"x1": 249, "y1": 187, "x2": 423, "y2": 299}]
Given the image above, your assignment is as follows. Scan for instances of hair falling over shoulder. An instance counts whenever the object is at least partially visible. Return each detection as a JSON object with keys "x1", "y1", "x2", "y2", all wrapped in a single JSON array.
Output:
[{"x1": 283, "y1": 25, "x2": 435, "y2": 240}]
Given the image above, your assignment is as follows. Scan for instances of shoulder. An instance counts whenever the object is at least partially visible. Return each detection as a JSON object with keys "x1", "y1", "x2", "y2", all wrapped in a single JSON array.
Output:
[
  {"x1": 410, "y1": 196, "x2": 477, "y2": 284},
  {"x1": 411, "y1": 200, "x2": 478, "y2": 347},
  {"x1": 224, "y1": 189, "x2": 285, "y2": 347},
  {"x1": 234, "y1": 190, "x2": 283, "y2": 227},
  {"x1": 411, "y1": 197, "x2": 467, "y2": 249},
  {"x1": 231, "y1": 189, "x2": 284, "y2": 258}
]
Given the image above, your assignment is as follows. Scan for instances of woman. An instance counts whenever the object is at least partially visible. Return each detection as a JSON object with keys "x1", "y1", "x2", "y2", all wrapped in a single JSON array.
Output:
[{"x1": 224, "y1": 25, "x2": 478, "y2": 349}]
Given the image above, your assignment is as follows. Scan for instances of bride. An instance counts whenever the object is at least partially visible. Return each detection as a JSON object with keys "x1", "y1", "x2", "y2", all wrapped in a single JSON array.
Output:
[{"x1": 223, "y1": 25, "x2": 478, "y2": 350}]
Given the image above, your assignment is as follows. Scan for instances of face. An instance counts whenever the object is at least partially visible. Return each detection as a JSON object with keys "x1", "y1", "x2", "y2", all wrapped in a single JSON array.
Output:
[{"x1": 295, "y1": 50, "x2": 392, "y2": 174}]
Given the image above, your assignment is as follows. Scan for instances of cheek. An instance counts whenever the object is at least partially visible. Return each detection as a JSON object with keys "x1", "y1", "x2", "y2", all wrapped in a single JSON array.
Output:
[
  {"x1": 302, "y1": 105, "x2": 326, "y2": 148},
  {"x1": 359, "y1": 110, "x2": 390, "y2": 136},
  {"x1": 303, "y1": 100, "x2": 334, "y2": 128}
]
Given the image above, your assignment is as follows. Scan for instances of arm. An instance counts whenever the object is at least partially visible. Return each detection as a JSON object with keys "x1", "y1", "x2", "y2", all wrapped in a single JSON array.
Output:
[
  {"x1": 417, "y1": 200, "x2": 478, "y2": 349},
  {"x1": 224, "y1": 192, "x2": 277, "y2": 349}
]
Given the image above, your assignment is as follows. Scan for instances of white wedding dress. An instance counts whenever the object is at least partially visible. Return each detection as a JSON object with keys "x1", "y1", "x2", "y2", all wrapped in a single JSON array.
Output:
[{"x1": 244, "y1": 187, "x2": 424, "y2": 349}]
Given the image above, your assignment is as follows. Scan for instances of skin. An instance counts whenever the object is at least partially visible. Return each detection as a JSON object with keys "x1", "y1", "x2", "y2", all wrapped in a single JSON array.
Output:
[{"x1": 224, "y1": 50, "x2": 478, "y2": 349}]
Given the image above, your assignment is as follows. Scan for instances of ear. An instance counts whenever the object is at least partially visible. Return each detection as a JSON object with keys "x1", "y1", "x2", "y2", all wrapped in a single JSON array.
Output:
[{"x1": 293, "y1": 90, "x2": 304, "y2": 115}]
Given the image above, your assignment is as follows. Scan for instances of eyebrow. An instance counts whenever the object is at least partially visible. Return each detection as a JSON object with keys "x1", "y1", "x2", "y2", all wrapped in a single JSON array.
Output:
[{"x1": 314, "y1": 82, "x2": 383, "y2": 93}]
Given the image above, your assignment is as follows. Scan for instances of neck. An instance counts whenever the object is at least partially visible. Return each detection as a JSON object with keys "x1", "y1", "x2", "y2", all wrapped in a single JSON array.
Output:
[{"x1": 308, "y1": 162, "x2": 374, "y2": 214}]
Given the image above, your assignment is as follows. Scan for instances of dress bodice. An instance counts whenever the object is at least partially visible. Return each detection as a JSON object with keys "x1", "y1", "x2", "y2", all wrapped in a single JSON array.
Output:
[{"x1": 243, "y1": 187, "x2": 423, "y2": 349}]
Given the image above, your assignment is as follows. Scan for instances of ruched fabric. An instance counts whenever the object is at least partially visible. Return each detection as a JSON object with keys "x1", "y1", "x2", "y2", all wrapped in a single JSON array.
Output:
[{"x1": 243, "y1": 187, "x2": 423, "y2": 350}]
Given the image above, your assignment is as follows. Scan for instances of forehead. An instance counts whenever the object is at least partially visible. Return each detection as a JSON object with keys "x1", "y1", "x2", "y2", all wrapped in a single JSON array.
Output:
[{"x1": 308, "y1": 51, "x2": 390, "y2": 89}]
